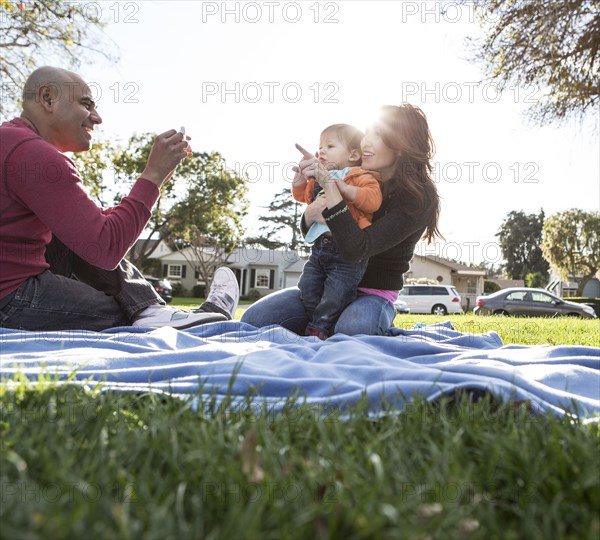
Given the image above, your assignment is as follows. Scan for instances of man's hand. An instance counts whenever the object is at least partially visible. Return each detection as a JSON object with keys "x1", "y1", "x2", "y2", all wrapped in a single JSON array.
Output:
[{"x1": 141, "y1": 129, "x2": 190, "y2": 187}]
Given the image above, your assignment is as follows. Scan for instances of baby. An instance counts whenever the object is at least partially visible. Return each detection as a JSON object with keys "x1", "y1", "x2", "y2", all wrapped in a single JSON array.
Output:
[{"x1": 292, "y1": 124, "x2": 382, "y2": 339}]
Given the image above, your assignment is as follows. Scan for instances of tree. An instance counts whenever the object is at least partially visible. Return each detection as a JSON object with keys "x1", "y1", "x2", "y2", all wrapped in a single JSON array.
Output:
[
  {"x1": 245, "y1": 188, "x2": 303, "y2": 250},
  {"x1": 165, "y1": 152, "x2": 248, "y2": 288},
  {"x1": 79, "y1": 133, "x2": 249, "y2": 278},
  {"x1": 111, "y1": 133, "x2": 184, "y2": 269},
  {"x1": 525, "y1": 271, "x2": 546, "y2": 288},
  {"x1": 0, "y1": 0, "x2": 118, "y2": 118},
  {"x1": 71, "y1": 139, "x2": 118, "y2": 206},
  {"x1": 496, "y1": 210, "x2": 549, "y2": 280},
  {"x1": 463, "y1": 0, "x2": 599, "y2": 124},
  {"x1": 542, "y1": 209, "x2": 600, "y2": 295}
]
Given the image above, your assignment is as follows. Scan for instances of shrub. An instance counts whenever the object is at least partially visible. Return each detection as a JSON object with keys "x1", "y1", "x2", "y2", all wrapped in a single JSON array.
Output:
[
  {"x1": 484, "y1": 280, "x2": 501, "y2": 294},
  {"x1": 247, "y1": 289, "x2": 262, "y2": 301},
  {"x1": 171, "y1": 281, "x2": 187, "y2": 297},
  {"x1": 192, "y1": 285, "x2": 206, "y2": 298}
]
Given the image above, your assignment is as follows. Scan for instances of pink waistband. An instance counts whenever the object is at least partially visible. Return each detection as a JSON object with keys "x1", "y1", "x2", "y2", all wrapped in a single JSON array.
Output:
[{"x1": 357, "y1": 287, "x2": 399, "y2": 303}]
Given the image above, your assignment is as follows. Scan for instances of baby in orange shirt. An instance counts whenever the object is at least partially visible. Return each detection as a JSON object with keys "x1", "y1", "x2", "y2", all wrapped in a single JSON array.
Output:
[{"x1": 292, "y1": 124, "x2": 382, "y2": 339}]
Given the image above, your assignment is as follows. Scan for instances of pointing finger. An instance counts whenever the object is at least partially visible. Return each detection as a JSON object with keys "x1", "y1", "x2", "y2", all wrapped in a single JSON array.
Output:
[{"x1": 295, "y1": 143, "x2": 314, "y2": 159}]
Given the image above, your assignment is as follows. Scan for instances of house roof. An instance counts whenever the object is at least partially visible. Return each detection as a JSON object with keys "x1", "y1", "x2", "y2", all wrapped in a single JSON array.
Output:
[
  {"x1": 225, "y1": 247, "x2": 304, "y2": 268},
  {"x1": 284, "y1": 258, "x2": 307, "y2": 273},
  {"x1": 129, "y1": 238, "x2": 161, "y2": 259},
  {"x1": 415, "y1": 255, "x2": 486, "y2": 276},
  {"x1": 490, "y1": 278, "x2": 525, "y2": 289}
]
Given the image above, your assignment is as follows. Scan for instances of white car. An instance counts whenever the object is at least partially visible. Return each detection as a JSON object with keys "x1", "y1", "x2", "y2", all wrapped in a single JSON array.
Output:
[
  {"x1": 393, "y1": 298, "x2": 410, "y2": 314},
  {"x1": 396, "y1": 284, "x2": 463, "y2": 315}
]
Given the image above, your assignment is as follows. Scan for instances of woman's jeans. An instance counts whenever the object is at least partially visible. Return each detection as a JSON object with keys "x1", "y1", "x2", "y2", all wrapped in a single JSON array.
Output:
[
  {"x1": 241, "y1": 286, "x2": 396, "y2": 336},
  {"x1": 298, "y1": 235, "x2": 368, "y2": 336},
  {"x1": 0, "y1": 237, "x2": 162, "y2": 331}
]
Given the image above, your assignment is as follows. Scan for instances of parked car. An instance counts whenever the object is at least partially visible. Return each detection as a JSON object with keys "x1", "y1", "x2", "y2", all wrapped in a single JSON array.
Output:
[
  {"x1": 144, "y1": 276, "x2": 173, "y2": 303},
  {"x1": 474, "y1": 288, "x2": 596, "y2": 318},
  {"x1": 396, "y1": 284, "x2": 463, "y2": 315},
  {"x1": 393, "y1": 297, "x2": 410, "y2": 314}
]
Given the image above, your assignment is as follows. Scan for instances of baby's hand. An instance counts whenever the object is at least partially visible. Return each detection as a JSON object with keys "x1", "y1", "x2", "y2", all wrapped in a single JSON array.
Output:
[{"x1": 296, "y1": 143, "x2": 330, "y2": 185}]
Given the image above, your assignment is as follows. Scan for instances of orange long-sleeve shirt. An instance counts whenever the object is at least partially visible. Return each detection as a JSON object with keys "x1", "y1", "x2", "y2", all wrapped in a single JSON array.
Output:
[{"x1": 292, "y1": 167, "x2": 381, "y2": 229}]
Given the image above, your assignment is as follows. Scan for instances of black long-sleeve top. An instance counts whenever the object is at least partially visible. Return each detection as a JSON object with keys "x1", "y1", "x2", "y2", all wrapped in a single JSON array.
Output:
[{"x1": 304, "y1": 186, "x2": 432, "y2": 290}]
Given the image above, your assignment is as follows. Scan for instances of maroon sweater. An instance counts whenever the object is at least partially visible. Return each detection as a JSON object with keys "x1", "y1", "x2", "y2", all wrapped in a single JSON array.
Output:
[{"x1": 0, "y1": 118, "x2": 159, "y2": 300}]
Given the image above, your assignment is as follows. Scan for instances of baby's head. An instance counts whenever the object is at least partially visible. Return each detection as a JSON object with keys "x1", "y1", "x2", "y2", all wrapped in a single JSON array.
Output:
[{"x1": 319, "y1": 124, "x2": 364, "y2": 170}]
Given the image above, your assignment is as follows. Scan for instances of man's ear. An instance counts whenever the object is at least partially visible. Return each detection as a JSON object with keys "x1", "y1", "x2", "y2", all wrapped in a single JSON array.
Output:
[
  {"x1": 39, "y1": 83, "x2": 59, "y2": 112},
  {"x1": 348, "y1": 149, "x2": 361, "y2": 163}
]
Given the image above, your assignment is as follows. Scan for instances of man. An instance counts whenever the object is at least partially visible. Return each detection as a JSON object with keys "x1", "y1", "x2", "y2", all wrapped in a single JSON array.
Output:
[{"x1": 0, "y1": 66, "x2": 239, "y2": 331}]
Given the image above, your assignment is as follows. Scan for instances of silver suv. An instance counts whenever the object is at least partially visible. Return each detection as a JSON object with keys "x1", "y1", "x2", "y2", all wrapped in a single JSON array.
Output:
[{"x1": 395, "y1": 284, "x2": 463, "y2": 315}]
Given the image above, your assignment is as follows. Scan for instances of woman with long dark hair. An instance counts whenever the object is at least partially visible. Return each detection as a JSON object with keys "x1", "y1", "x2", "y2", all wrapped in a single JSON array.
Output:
[{"x1": 241, "y1": 104, "x2": 441, "y2": 336}]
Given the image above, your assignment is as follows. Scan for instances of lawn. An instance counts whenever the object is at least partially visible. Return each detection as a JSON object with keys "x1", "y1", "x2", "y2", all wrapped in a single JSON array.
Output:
[{"x1": 1, "y1": 308, "x2": 599, "y2": 539}]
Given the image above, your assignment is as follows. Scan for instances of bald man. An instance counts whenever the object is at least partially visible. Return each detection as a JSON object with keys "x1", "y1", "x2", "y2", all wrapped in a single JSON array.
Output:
[{"x1": 0, "y1": 66, "x2": 239, "y2": 331}]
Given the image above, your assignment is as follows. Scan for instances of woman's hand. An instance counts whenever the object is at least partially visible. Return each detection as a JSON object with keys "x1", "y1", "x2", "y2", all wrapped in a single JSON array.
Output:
[{"x1": 303, "y1": 196, "x2": 328, "y2": 228}]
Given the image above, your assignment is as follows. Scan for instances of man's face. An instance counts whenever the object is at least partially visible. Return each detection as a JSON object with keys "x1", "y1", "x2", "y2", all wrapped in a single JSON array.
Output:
[{"x1": 49, "y1": 77, "x2": 102, "y2": 152}]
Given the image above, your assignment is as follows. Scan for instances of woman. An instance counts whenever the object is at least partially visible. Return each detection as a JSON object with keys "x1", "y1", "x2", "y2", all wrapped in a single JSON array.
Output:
[{"x1": 241, "y1": 104, "x2": 441, "y2": 336}]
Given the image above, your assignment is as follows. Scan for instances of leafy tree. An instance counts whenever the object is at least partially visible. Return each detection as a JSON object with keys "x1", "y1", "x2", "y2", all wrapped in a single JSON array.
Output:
[
  {"x1": 462, "y1": 0, "x2": 599, "y2": 124},
  {"x1": 165, "y1": 152, "x2": 248, "y2": 288},
  {"x1": 542, "y1": 209, "x2": 600, "y2": 295},
  {"x1": 81, "y1": 133, "x2": 249, "y2": 278},
  {"x1": 0, "y1": 0, "x2": 118, "y2": 118},
  {"x1": 71, "y1": 140, "x2": 118, "y2": 206},
  {"x1": 525, "y1": 271, "x2": 546, "y2": 289},
  {"x1": 245, "y1": 188, "x2": 303, "y2": 250},
  {"x1": 496, "y1": 210, "x2": 549, "y2": 280},
  {"x1": 111, "y1": 133, "x2": 183, "y2": 268}
]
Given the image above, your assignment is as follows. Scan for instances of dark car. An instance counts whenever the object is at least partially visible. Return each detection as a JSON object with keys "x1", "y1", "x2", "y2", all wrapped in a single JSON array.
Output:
[
  {"x1": 474, "y1": 288, "x2": 596, "y2": 318},
  {"x1": 144, "y1": 276, "x2": 173, "y2": 303}
]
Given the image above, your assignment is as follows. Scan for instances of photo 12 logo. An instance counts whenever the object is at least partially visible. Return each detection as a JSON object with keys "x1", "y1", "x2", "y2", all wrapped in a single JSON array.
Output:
[
  {"x1": 201, "y1": 1, "x2": 340, "y2": 23},
  {"x1": 0, "y1": 1, "x2": 141, "y2": 24},
  {"x1": 201, "y1": 81, "x2": 339, "y2": 104}
]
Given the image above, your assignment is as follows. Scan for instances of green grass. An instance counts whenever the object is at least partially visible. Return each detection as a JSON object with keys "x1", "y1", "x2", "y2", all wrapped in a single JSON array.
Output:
[
  {"x1": 1, "y1": 312, "x2": 599, "y2": 538},
  {"x1": 171, "y1": 296, "x2": 599, "y2": 347},
  {"x1": 392, "y1": 313, "x2": 600, "y2": 347},
  {"x1": 171, "y1": 296, "x2": 253, "y2": 322}
]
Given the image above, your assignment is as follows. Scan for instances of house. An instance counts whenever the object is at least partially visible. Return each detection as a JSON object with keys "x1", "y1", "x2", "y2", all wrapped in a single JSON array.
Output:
[
  {"x1": 134, "y1": 240, "x2": 308, "y2": 297},
  {"x1": 405, "y1": 255, "x2": 486, "y2": 311},
  {"x1": 547, "y1": 270, "x2": 600, "y2": 298},
  {"x1": 226, "y1": 247, "x2": 306, "y2": 297},
  {"x1": 488, "y1": 278, "x2": 526, "y2": 289},
  {"x1": 131, "y1": 240, "x2": 487, "y2": 308}
]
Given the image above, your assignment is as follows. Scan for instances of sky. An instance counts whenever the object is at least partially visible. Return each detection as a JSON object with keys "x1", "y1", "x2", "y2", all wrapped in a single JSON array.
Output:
[{"x1": 43, "y1": 1, "x2": 600, "y2": 264}]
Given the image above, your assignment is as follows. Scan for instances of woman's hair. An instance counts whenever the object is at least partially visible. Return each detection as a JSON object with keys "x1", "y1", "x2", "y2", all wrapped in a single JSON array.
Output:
[
  {"x1": 321, "y1": 124, "x2": 364, "y2": 159},
  {"x1": 377, "y1": 104, "x2": 441, "y2": 243}
]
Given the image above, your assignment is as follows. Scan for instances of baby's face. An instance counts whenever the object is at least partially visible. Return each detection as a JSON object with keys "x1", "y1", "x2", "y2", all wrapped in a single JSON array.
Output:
[{"x1": 318, "y1": 133, "x2": 355, "y2": 171}]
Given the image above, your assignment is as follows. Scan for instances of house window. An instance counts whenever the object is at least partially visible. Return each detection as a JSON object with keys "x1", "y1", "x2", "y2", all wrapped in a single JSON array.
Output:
[
  {"x1": 467, "y1": 277, "x2": 477, "y2": 294},
  {"x1": 255, "y1": 268, "x2": 270, "y2": 288},
  {"x1": 168, "y1": 265, "x2": 182, "y2": 278}
]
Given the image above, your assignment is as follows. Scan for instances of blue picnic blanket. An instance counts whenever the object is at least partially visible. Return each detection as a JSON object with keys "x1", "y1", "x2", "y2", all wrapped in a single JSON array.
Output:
[{"x1": 1, "y1": 321, "x2": 598, "y2": 418}]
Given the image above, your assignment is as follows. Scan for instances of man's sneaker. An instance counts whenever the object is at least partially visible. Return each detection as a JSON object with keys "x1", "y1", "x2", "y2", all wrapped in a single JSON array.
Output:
[
  {"x1": 201, "y1": 267, "x2": 240, "y2": 320},
  {"x1": 132, "y1": 305, "x2": 227, "y2": 330}
]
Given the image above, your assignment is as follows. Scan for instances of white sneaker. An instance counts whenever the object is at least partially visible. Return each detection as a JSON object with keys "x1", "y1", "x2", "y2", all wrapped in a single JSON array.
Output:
[
  {"x1": 132, "y1": 305, "x2": 227, "y2": 329},
  {"x1": 202, "y1": 267, "x2": 240, "y2": 320}
]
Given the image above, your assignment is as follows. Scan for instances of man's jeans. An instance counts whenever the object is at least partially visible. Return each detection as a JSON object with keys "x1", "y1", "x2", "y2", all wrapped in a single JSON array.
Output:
[
  {"x1": 0, "y1": 237, "x2": 162, "y2": 331},
  {"x1": 298, "y1": 235, "x2": 369, "y2": 336}
]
